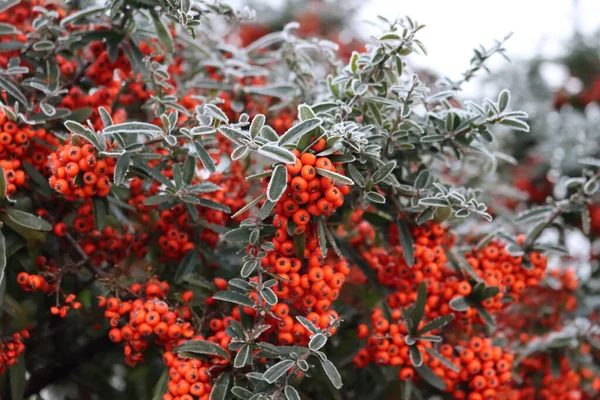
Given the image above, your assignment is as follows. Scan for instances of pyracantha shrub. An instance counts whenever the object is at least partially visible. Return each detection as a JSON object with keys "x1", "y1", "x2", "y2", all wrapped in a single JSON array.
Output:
[{"x1": 0, "y1": 0, "x2": 597, "y2": 399}]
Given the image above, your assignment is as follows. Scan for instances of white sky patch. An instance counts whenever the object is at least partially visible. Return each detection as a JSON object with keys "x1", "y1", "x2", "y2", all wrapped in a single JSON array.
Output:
[{"x1": 357, "y1": 0, "x2": 600, "y2": 94}]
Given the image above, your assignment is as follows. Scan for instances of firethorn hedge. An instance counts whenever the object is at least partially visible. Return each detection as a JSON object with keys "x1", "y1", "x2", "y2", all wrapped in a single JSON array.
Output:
[{"x1": 0, "y1": 0, "x2": 597, "y2": 399}]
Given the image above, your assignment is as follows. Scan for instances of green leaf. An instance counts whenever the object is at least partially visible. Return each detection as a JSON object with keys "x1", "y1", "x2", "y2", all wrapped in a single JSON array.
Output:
[
  {"x1": 134, "y1": 163, "x2": 175, "y2": 189},
  {"x1": 411, "y1": 282, "x2": 427, "y2": 330},
  {"x1": 10, "y1": 354, "x2": 25, "y2": 400},
  {"x1": 258, "y1": 144, "x2": 296, "y2": 164},
  {"x1": 209, "y1": 373, "x2": 231, "y2": 400},
  {"x1": 151, "y1": 369, "x2": 169, "y2": 400},
  {"x1": 409, "y1": 345, "x2": 423, "y2": 367},
  {"x1": 0, "y1": 74, "x2": 27, "y2": 108},
  {"x1": 417, "y1": 314, "x2": 454, "y2": 335},
  {"x1": 0, "y1": 0, "x2": 20, "y2": 14},
  {"x1": 104, "y1": 122, "x2": 162, "y2": 138},
  {"x1": 415, "y1": 365, "x2": 446, "y2": 390},
  {"x1": 320, "y1": 359, "x2": 343, "y2": 389},
  {"x1": 92, "y1": 196, "x2": 107, "y2": 231},
  {"x1": 396, "y1": 220, "x2": 415, "y2": 267},
  {"x1": 424, "y1": 347, "x2": 459, "y2": 373},
  {"x1": 174, "y1": 250, "x2": 197, "y2": 284},
  {"x1": 284, "y1": 385, "x2": 301, "y2": 400},
  {"x1": 449, "y1": 296, "x2": 470, "y2": 312},
  {"x1": 0, "y1": 22, "x2": 18, "y2": 35},
  {"x1": 258, "y1": 199, "x2": 276, "y2": 220},
  {"x1": 371, "y1": 161, "x2": 396, "y2": 184},
  {"x1": 317, "y1": 218, "x2": 327, "y2": 257},
  {"x1": 198, "y1": 198, "x2": 231, "y2": 213},
  {"x1": 187, "y1": 182, "x2": 221, "y2": 194},
  {"x1": 0, "y1": 231, "x2": 5, "y2": 308},
  {"x1": 293, "y1": 231, "x2": 306, "y2": 259},
  {"x1": 241, "y1": 259, "x2": 257, "y2": 278},
  {"x1": 419, "y1": 197, "x2": 448, "y2": 207},
  {"x1": 475, "y1": 306, "x2": 496, "y2": 329},
  {"x1": 231, "y1": 194, "x2": 265, "y2": 219},
  {"x1": 498, "y1": 89, "x2": 510, "y2": 112},
  {"x1": 0, "y1": 164, "x2": 6, "y2": 199},
  {"x1": 234, "y1": 344, "x2": 252, "y2": 368},
  {"x1": 308, "y1": 333, "x2": 327, "y2": 351},
  {"x1": 193, "y1": 141, "x2": 216, "y2": 173},
  {"x1": 250, "y1": 114, "x2": 265, "y2": 138},
  {"x1": 366, "y1": 191, "x2": 386, "y2": 204},
  {"x1": 298, "y1": 104, "x2": 316, "y2": 120},
  {"x1": 150, "y1": 10, "x2": 173, "y2": 52},
  {"x1": 213, "y1": 291, "x2": 255, "y2": 307},
  {"x1": 174, "y1": 339, "x2": 230, "y2": 360},
  {"x1": 218, "y1": 126, "x2": 249, "y2": 145},
  {"x1": 267, "y1": 165, "x2": 288, "y2": 202},
  {"x1": 347, "y1": 164, "x2": 364, "y2": 187},
  {"x1": 278, "y1": 118, "x2": 322, "y2": 146},
  {"x1": 22, "y1": 161, "x2": 51, "y2": 196},
  {"x1": 5, "y1": 209, "x2": 52, "y2": 231},
  {"x1": 420, "y1": 135, "x2": 446, "y2": 143},
  {"x1": 414, "y1": 170, "x2": 431, "y2": 189},
  {"x1": 263, "y1": 359, "x2": 295, "y2": 383},
  {"x1": 204, "y1": 104, "x2": 229, "y2": 123},
  {"x1": 260, "y1": 287, "x2": 278, "y2": 305},
  {"x1": 315, "y1": 168, "x2": 353, "y2": 186},
  {"x1": 143, "y1": 193, "x2": 174, "y2": 205},
  {"x1": 223, "y1": 227, "x2": 251, "y2": 243},
  {"x1": 231, "y1": 386, "x2": 253, "y2": 399},
  {"x1": 65, "y1": 120, "x2": 100, "y2": 149},
  {"x1": 514, "y1": 206, "x2": 554, "y2": 223},
  {"x1": 499, "y1": 117, "x2": 529, "y2": 132},
  {"x1": 114, "y1": 153, "x2": 131, "y2": 186},
  {"x1": 260, "y1": 125, "x2": 279, "y2": 141},
  {"x1": 362, "y1": 211, "x2": 392, "y2": 227}
]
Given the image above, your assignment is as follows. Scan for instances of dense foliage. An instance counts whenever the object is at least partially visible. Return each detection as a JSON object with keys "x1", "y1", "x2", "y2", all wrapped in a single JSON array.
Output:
[{"x1": 0, "y1": 1, "x2": 597, "y2": 399}]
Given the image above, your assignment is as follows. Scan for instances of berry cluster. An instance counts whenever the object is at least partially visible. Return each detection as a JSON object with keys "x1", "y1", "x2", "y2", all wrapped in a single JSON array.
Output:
[
  {"x1": 261, "y1": 250, "x2": 347, "y2": 345},
  {"x1": 353, "y1": 307, "x2": 440, "y2": 378},
  {"x1": 99, "y1": 279, "x2": 195, "y2": 366},
  {"x1": 162, "y1": 352, "x2": 214, "y2": 400},
  {"x1": 0, "y1": 330, "x2": 29, "y2": 374},
  {"x1": 48, "y1": 142, "x2": 115, "y2": 199}
]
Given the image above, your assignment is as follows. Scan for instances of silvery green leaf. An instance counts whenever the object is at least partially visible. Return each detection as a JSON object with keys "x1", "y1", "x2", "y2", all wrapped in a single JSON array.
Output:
[
  {"x1": 366, "y1": 191, "x2": 386, "y2": 204},
  {"x1": 308, "y1": 333, "x2": 327, "y2": 351},
  {"x1": 298, "y1": 104, "x2": 316, "y2": 120},
  {"x1": 250, "y1": 114, "x2": 265, "y2": 138},
  {"x1": 315, "y1": 168, "x2": 353, "y2": 186},
  {"x1": 213, "y1": 291, "x2": 254, "y2": 308},
  {"x1": 104, "y1": 122, "x2": 163, "y2": 138},
  {"x1": 267, "y1": 165, "x2": 288, "y2": 202},
  {"x1": 231, "y1": 145, "x2": 248, "y2": 161},
  {"x1": 498, "y1": 89, "x2": 510, "y2": 112},
  {"x1": 218, "y1": 126, "x2": 249, "y2": 145},
  {"x1": 296, "y1": 316, "x2": 318, "y2": 334},
  {"x1": 209, "y1": 373, "x2": 231, "y2": 400},
  {"x1": 263, "y1": 360, "x2": 295, "y2": 383},
  {"x1": 260, "y1": 126, "x2": 278, "y2": 141},
  {"x1": 0, "y1": 75, "x2": 27, "y2": 107},
  {"x1": 419, "y1": 197, "x2": 448, "y2": 207},
  {"x1": 320, "y1": 359, "x2": 342, "y2": 389},
  {"x1": 204, "y1": 103, "x2": 229, "y2": 123},
  {"x1": 499, "y1": 117, "x2": 529, "y2": 132},
  {"x1": 191, "y1": 126, "x2": 216, "y2": 136},
  {"x1": 60, "y1": 5, "x2": 104, "y2": 26},
  {"x1": 257, "y1": 144, "x2": 296, "y2": 164},
  {"x1": 193, "y1": 142, "x2": 216, "y2": 173},
  {"x1": 278, "y1": 118, "x2": 322, "y2": 146},
  {"x1": 371, "y1": 161, "x2": 396, "y2": 184},
  {"x1": 284, "y1": 386, "x2": 301, "y2": 400}
]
